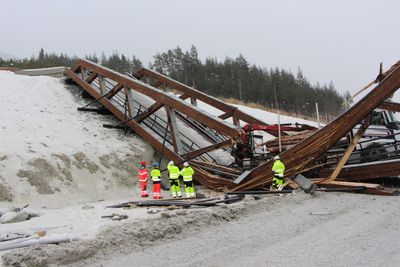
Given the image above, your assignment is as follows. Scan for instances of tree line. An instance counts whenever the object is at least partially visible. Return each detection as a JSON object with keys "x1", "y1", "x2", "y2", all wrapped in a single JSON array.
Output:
[{"x1": 0, "y1": 47, "x2": 348, "y2": 120}]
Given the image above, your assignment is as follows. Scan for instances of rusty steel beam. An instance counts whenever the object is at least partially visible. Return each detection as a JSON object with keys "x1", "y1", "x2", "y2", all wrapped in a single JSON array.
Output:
[{"x1": 232, "y1": 60, "x2": 400, "y2": 191}]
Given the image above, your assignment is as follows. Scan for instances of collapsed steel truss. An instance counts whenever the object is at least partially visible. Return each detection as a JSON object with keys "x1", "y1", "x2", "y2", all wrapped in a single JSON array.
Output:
[{"x1": 65, "y1": 59, "x2": 400, "y2": 192}]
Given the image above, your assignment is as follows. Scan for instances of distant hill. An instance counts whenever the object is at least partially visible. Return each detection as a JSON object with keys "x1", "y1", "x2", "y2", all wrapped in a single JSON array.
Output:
[{"x1": 0, "y1": 51, "x2": 17, "y2": 60}]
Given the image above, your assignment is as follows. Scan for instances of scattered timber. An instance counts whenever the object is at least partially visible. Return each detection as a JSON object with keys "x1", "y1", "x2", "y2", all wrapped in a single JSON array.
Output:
[{"x1": 106, "y1": 196, "x2": 241, "y2": 209}]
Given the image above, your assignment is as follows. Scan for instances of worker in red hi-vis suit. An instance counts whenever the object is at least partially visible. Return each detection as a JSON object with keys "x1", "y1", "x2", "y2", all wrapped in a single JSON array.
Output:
[{"x1": 137, "y1": 161, "x2": 149, "y2": 197}]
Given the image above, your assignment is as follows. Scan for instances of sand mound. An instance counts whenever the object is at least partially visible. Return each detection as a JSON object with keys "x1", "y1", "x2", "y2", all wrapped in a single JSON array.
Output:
[{"x1": 0, "y1": 71, "x2": 154, "y2": 206}]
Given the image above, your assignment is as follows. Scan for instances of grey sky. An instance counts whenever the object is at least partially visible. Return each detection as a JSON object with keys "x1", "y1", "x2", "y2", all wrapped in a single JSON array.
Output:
[{"x1": 2, "y1": 0, "x2": 400, "y2": 96}]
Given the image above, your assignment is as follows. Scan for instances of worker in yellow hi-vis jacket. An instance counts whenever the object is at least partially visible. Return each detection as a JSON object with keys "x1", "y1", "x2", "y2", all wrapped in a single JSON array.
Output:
[
  {"x1": 150, "y1": 162, "x2": 162, "y2": 199},
  {"x1": 271, "y1": 155, "x2": 285, "y2": 190},
  {"x1": 181, "y1": 162, "x2": 195, "y2": 198},
  {"x1": 167, "y1": 161, "x2": 182, "y2": 198}
]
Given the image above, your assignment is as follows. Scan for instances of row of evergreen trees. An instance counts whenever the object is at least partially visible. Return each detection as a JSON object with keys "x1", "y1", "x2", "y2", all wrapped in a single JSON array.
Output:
[
  {"x1": 151, "y1": 46, "x2": 346, "y2": 120},
  {"x1": 0, "y1": 47, "x2": 347, "y2": 120}
]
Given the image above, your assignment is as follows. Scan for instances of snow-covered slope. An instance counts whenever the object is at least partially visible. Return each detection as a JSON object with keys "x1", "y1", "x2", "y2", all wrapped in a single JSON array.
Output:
[{"x1": 0, "y1": 71, "x2": 154, "y2": 206}]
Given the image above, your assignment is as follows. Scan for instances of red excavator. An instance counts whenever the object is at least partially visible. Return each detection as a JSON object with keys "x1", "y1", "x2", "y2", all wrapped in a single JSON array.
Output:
[{"x1": 231, "y1": 123, "x2": 317, "y2": 167}]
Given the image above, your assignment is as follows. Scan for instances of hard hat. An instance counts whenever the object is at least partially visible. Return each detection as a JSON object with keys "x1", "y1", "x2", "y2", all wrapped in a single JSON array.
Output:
[
  {"x1": 153, "y1": 162, "x2": 159, "y2": 167},
  {"x1": 274, "y1": 155, "x2": 280, "y2": 161},
  {"x1": 169, "y1": 160, "x2": 174, "y2": 165},
  {"x1": 140, "y1": 161, "x2": 146, "y2": 166},
  {"x1": 183, "y1": 162, "x2": 189, "y2": 167}
]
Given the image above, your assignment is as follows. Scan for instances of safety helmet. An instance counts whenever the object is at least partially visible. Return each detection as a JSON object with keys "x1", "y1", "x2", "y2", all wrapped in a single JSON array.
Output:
[
  {"x1": 169, "y1": 160, "x2": 174, "y2": 166},
  {"x1": 140, "y1": 161, "x2": 146, "y2": 166},
  {"x1": 274, "y1": 155, "x2": 280, "y2": 161},
  {"x1": 183, "y1": 162, "x2": 189, "y2": 167},
  {"x1": 153, "y1": 162, "x2": 159, "y2": 167}
]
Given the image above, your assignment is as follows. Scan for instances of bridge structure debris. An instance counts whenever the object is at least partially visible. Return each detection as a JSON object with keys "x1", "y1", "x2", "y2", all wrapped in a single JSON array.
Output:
[
  {"x1": 65, "y1": 59, "x2": 400, "y2": 194},
  {"x1": 65, "y1": 59, "x2": 271, "y2": 190},
  {"x1": 232, "y1": 60, "x2": 400, "y2": 192}
]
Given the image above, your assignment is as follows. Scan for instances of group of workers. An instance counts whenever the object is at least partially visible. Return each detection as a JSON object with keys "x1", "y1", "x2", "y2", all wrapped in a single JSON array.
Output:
[
  {"x1": 137, "y1": 155, "x2": 285, "y2": 199},
  {"x1": 137, "y1": 160, "x2": 195, "y2": 199}
]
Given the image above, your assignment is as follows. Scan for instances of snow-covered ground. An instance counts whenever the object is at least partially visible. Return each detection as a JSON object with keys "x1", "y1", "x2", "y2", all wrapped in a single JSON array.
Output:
[
  {"x1": 0, "y1": 71, "x2": 156, "y2": 260},
  {"x1": 0, "y1": 71, "x2": 156, "y2": 205}
]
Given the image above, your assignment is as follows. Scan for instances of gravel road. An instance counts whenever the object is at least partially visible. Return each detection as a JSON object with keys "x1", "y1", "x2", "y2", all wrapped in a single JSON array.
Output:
[{"x1": 74, "y1": 192, "x2": 400, "y2": 267}]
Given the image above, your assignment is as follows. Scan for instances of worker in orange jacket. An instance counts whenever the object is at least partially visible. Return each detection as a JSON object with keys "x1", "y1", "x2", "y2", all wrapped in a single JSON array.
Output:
[{"x1": 137, "y1": 161, "x2": 149, "y2": 197}]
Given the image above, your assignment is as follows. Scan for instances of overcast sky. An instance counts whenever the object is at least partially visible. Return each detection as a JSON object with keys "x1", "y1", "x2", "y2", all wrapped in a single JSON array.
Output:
[{"x1": 2, "y1": 0, "x2": 400, "y2": 96}]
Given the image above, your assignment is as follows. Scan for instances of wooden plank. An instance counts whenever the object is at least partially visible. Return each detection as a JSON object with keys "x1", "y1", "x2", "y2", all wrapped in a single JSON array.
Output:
[
  {"x1": 182, "y1": 139, "x2": 233, "y2": 160},
  {"x1": 234, "y1": 170, "x2": 252, "y2": 184},
  {"x1": 323, "y1": 118, "x2": 369, "y2": 182},
  {"x1": 319, "y1": 159, "x2": 400, "y2": 181},
  {"x1": 123, "y1": 87, "x2": 132, "y2": 116},
  {"x1": 379, "y1": 100, "x2": 400, "y2": 112},
  {"x1": 315, "y1": 180, "x2": 382, "y2": 189},
  {"x1": 106, "y1": 83, "x2": 124, "y2": 99},
  {"x1": 85, "y1": 72, "x2": 98, "y2": 83},
  {"x1": 134, "y1": 93, "x2": 188, "y2": 123}
]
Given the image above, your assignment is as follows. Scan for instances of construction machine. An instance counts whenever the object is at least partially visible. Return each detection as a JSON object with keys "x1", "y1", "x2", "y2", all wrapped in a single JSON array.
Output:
[{"x1": 231, "y1": 123, "x2": 318, "y2": 168}]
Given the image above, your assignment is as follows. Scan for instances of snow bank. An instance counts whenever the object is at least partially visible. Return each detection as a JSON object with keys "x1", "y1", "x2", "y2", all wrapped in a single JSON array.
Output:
[{"x1": 0, "y1": 71, "x2": 154, "y2": 207}]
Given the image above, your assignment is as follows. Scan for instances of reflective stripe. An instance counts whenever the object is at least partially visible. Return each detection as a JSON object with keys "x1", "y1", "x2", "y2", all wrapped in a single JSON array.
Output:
[{"x1": 138, "y1": 169, "x2": 148, "y2": 180}]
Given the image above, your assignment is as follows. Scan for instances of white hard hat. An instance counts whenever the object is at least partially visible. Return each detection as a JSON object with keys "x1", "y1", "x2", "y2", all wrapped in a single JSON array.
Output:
[
  {"x1": 183, "y1": 162, "x2": 189, "y2": 167},
  {"x1": 169, "y1": 160, "x2": 174, "y2": 165},
  {"x1": 274, "y1": 155, "x2": 280, "y2": 161}
]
